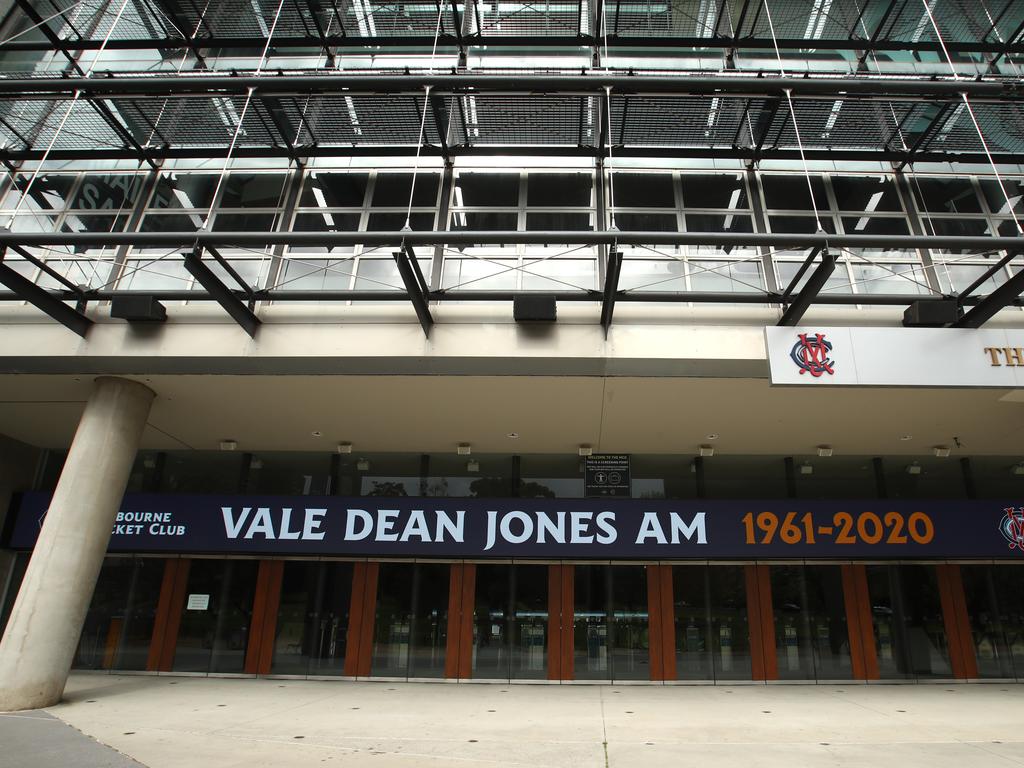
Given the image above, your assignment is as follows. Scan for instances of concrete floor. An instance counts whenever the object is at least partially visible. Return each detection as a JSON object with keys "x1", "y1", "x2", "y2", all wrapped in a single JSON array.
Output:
[{"x1": 30, "y1": 673, "x2": 1024, "y2": 768}]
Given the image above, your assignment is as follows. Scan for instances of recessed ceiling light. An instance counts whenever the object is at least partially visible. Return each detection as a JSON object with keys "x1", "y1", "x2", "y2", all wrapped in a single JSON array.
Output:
[
  {"x1": 311, "y1": 430, "x2": 322, "y2": 437},
  {"x1": 817, "y1": 445, "x2": 833, "y2": 457},
  {"x1": 899, "y1": 435, "x2": 913, "y2": 441},
  {"x1": 219, "y1": 440, "x2": 237, "y2": 451},
  {"x1": 506, "y1": 432, "x2": 519, "y2": 439},
  {"x1": 933, "y1": 446, "x2": 951, "y2": 458},
  {"x1": 706, "y1": 433, "x2": 719, "y2": 440}
]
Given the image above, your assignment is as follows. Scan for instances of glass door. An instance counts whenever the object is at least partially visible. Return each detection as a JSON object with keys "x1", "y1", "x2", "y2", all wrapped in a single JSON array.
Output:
[
  {"x1": 172, "y1": 559, "x2": 258, "y2": 673},
  {"x1": 271, "y1": 561, "x2": 354, "y2": 676}
]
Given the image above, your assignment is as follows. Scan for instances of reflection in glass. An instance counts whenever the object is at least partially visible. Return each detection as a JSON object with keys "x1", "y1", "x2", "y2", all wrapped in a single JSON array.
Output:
[
  {"x1": 471, "y1": 564, "x2": 549, "y2": 680},
  {"x1": 866, "y1": 564, "x2": 952, "y2": 679},
  {"x1": 172, "y1": 559, "x2": 258, "y2": 673},
  {"x1": 611, "y1": 566, "x2": 649, "y2": 680},
  {"x1": 707, "y1": 565, "x2": 753, "y2": 680},
  {"x1": 74, "y1": 557, "x2": 165, "y2": 671},
  {"x1": 574, "y1": 565, "x2": 649, "y2": 680},
  {"x1": 961, "y1": 564, "x2": 1024, "y2": 679},
  {"x1": 673, "y1": 565, "x2": 713, "y2": 679},
  {"x1": 574, "y1": 565, "x2": 610, "y2": 679},
  {"x1": 770, "y1": 565, "x2": 816, "y2": 680},
  {"x1": 371, "y1": 563, "x2": 449, "y2": 678},
  {"x1": 271, "y1": 562, "x2": 354, "y2": 676},
  {"x1": 769, "y1": 565, "x2": 851, "y2": 681}
]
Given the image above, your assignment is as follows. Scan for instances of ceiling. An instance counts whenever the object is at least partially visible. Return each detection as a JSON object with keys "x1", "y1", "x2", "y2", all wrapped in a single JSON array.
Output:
[{"x1": 0, "y1": 374, "x2": 1021, "y2": 457}]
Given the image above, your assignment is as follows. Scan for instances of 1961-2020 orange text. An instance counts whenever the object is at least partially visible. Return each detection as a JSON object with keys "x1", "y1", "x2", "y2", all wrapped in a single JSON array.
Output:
[{"x1": 740, "y1": 510, "x2": 935, "y2": 546}]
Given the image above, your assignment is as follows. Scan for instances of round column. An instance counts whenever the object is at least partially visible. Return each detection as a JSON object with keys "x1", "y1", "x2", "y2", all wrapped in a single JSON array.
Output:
[{"x1": 0, "y1": 376, "x2": 155, "y2": 711}]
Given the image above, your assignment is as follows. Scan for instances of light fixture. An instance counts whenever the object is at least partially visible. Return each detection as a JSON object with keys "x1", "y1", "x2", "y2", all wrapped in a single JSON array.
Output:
[
  {"x1": 699, "y1": 445, "x2": 715, "y2": 457},
  {"x1": 906, "y1": 462, "x2": 922, "y2": 475},
  {"x1": 336, "y1": 442, "x2": 353, "y2": 454},
  {"x1": 467, "y1": 460, "x2": 480, "y2": 473},
  {"x1": 578, "y1": 444, "x2": 593, "y2": 457},
  {"x1": 800, "y1": 462, "x2": 814, "y2": 475},
  {"x1": 817, "y1": 445, "x2": 833, "y2": 457},
  {"x1": 311, "y1": 430, "x2": 322, "y2": 437},
  {"x1": 457, "y1": 443, "x2": 472, "y2": 456},
  {"x1": 1013, "y1": 462, "x2": 1024, "y2": 476},
  {"x1": 933, "y1": 446, "x2": 951, "y2": 458},
  {"x1": 506, "y1": 432, "x2": 520, "y2": 439},
  {"x1": 357, "y1": 458, "x2": 370, "y2": 471},
  {"x1": 706, "y1": 433, "x2": 719, "y2": 440},
  {"x1": 219, "y1": 439, "x2": 237, "y2": 451},
  {"x1": 899, "y1": 434, "x2": 913, "y2": 441}
]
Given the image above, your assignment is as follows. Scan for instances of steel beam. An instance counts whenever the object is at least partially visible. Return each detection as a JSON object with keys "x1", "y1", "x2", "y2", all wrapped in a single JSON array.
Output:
[
  {"x1": 182, "y1": 249, "x2": 260, "y2": 337},
  {"x1": 955, "y1": 251, "x2": 1017, "y2": 304},
  {"x1": 1, "y1": 288, "x2": 1013, "y2": 307},
  {"x1": 0, "y1": 256, "x2": 92, "y2": 336},
  {"x1": 392, "y1": 245, "x2": 433, "y2": 336},
  {"x1": 0, "y1": 74, "x2": 1018, "y2": 100},
  {"x1": 954, "y1": 267, "x2": 1024, "y2": 328},
  {"x1": 0, "y1": 230, "x2": 1021, "y2": 251},
  {"x1": 599, "y1": 246, "x2": 621, "y2": 334},
  {"x1": 1, "y1": 33, "x2": 1019, "y2": 54},
  {"x1": 778, "y1": 249, "x2": 836, "y2": 326},
  {"x1": 2, "y1": 144, "x2": 1020, "y2": 165}
]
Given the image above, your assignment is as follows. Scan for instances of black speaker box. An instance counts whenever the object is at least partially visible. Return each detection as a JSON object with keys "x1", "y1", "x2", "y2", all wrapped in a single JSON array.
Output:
[
  {"x1": 111, "y1": 295, "x2": 167, "y2": 322},
  {"x1": 902, "y1": 299, "x2": 957, "y2": 327},
  {"x1": 513, "y1": 295, "x2": 557, "y2": 323}
]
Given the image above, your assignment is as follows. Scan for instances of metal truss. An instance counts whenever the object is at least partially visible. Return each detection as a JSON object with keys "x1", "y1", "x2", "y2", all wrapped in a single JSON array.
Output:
[
  {"x1": 1, "y1": 230, "x2": 1022, "y2": 336},
  {"x1": 0, "y1": 72, "x2": 1022, "y2": 164},
  {"x1": 2, "y1": 0, "x2": 1022, "y2": 56}
]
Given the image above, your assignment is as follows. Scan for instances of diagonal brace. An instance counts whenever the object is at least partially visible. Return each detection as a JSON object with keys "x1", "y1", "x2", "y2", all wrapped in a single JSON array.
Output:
[
  {"x1": 778, "y1": 248, "x2": 835, "y2": 326},
  {"x1": 600, "y1": 245, "x2": 621, "y2": 334},
  {"x1": 183, "y1": 248, "x2": 260, "y2": 337},
  {"x1": 0, "y1": 251, "x2": 92, "y2": 336},
  {"x1": 393, "y1": 244, "x2": 433, "y2": 336},
  {"x1": 954, "y1": 266, "x2": 1024, "y2": 328}
]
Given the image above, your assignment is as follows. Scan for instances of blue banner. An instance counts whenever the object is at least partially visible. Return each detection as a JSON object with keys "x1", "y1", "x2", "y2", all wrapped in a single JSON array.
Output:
[{"x1": 6, "y1": 492, "x2": 1024, "y2": 560}]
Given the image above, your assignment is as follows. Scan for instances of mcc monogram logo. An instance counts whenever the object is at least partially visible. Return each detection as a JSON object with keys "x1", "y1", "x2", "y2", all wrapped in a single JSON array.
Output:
[
  {"x1": 790, "y1": 332, "x2": 835, "y2": 378},
  {"x1": 999, "y1": 507, "x2": 1024, "y2": 552}
]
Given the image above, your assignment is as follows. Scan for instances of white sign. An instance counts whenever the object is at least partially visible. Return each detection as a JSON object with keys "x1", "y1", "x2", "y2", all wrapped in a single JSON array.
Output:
[
  {"x1": 186, "y1": 593, "x2": 210, "y2": 611},
  {"x1": 765, "y1": 326, "x2": 1024, "y2": 387}
]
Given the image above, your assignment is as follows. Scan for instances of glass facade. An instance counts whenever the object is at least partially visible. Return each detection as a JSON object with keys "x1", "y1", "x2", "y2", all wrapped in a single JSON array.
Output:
[
  {"x1": 770, "y1": 565, "x2": 851, "y2": 681},
  {"x1": 3, "y1": 548, "x2": 1024, "y2": 683},
  {"x1": 961, "y1": 564, "x2": 1024, "y2": 680},
  {"x1": 271, "y1": 561, "x2": 354, "y2": 676},
  {"x1": 673, "y1": 564, "x2": 753, "y2": 681},
  {"x1": 471, "y1": 564, "x2": 549, "y2": 680},
  {"x1": 573, "y1": 565, "x2": 649, "y2": 681},
  {"x1": 370, "y1": 562, "x2": 449, "y2": 679},
  {"x1": 74, "y1": 556, "x2": 165, "y2": 672},
  {"x1": 866, "y1": 564, "x2": 952, "y2": 680},
  {"x1": 172, "y1": 559, "x2": 259, "y2": 674}
]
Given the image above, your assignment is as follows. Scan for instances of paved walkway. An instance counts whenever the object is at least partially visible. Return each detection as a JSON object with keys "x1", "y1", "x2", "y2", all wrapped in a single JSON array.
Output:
[
  {"x1": 17, "y1": 674, "x2": 1024, "y2": 767},
  {"x1": 0, "y1": 708, "x2": 142, "y2": 768}
]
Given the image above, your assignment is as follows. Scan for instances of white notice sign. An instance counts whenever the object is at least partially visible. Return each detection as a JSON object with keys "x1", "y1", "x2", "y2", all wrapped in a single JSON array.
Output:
[
  {"x1": 765, "y1": 326, "x2": 1024, "y2": 388},
  {"x1": 186, "y1": 593, "x2": 210, "y2": 611}
]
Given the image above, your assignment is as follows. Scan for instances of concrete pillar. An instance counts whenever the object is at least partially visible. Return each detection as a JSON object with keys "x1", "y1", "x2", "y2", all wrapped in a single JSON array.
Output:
[{"x1": 0, "y1": 377, "x2": 154, "y2": 711}]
